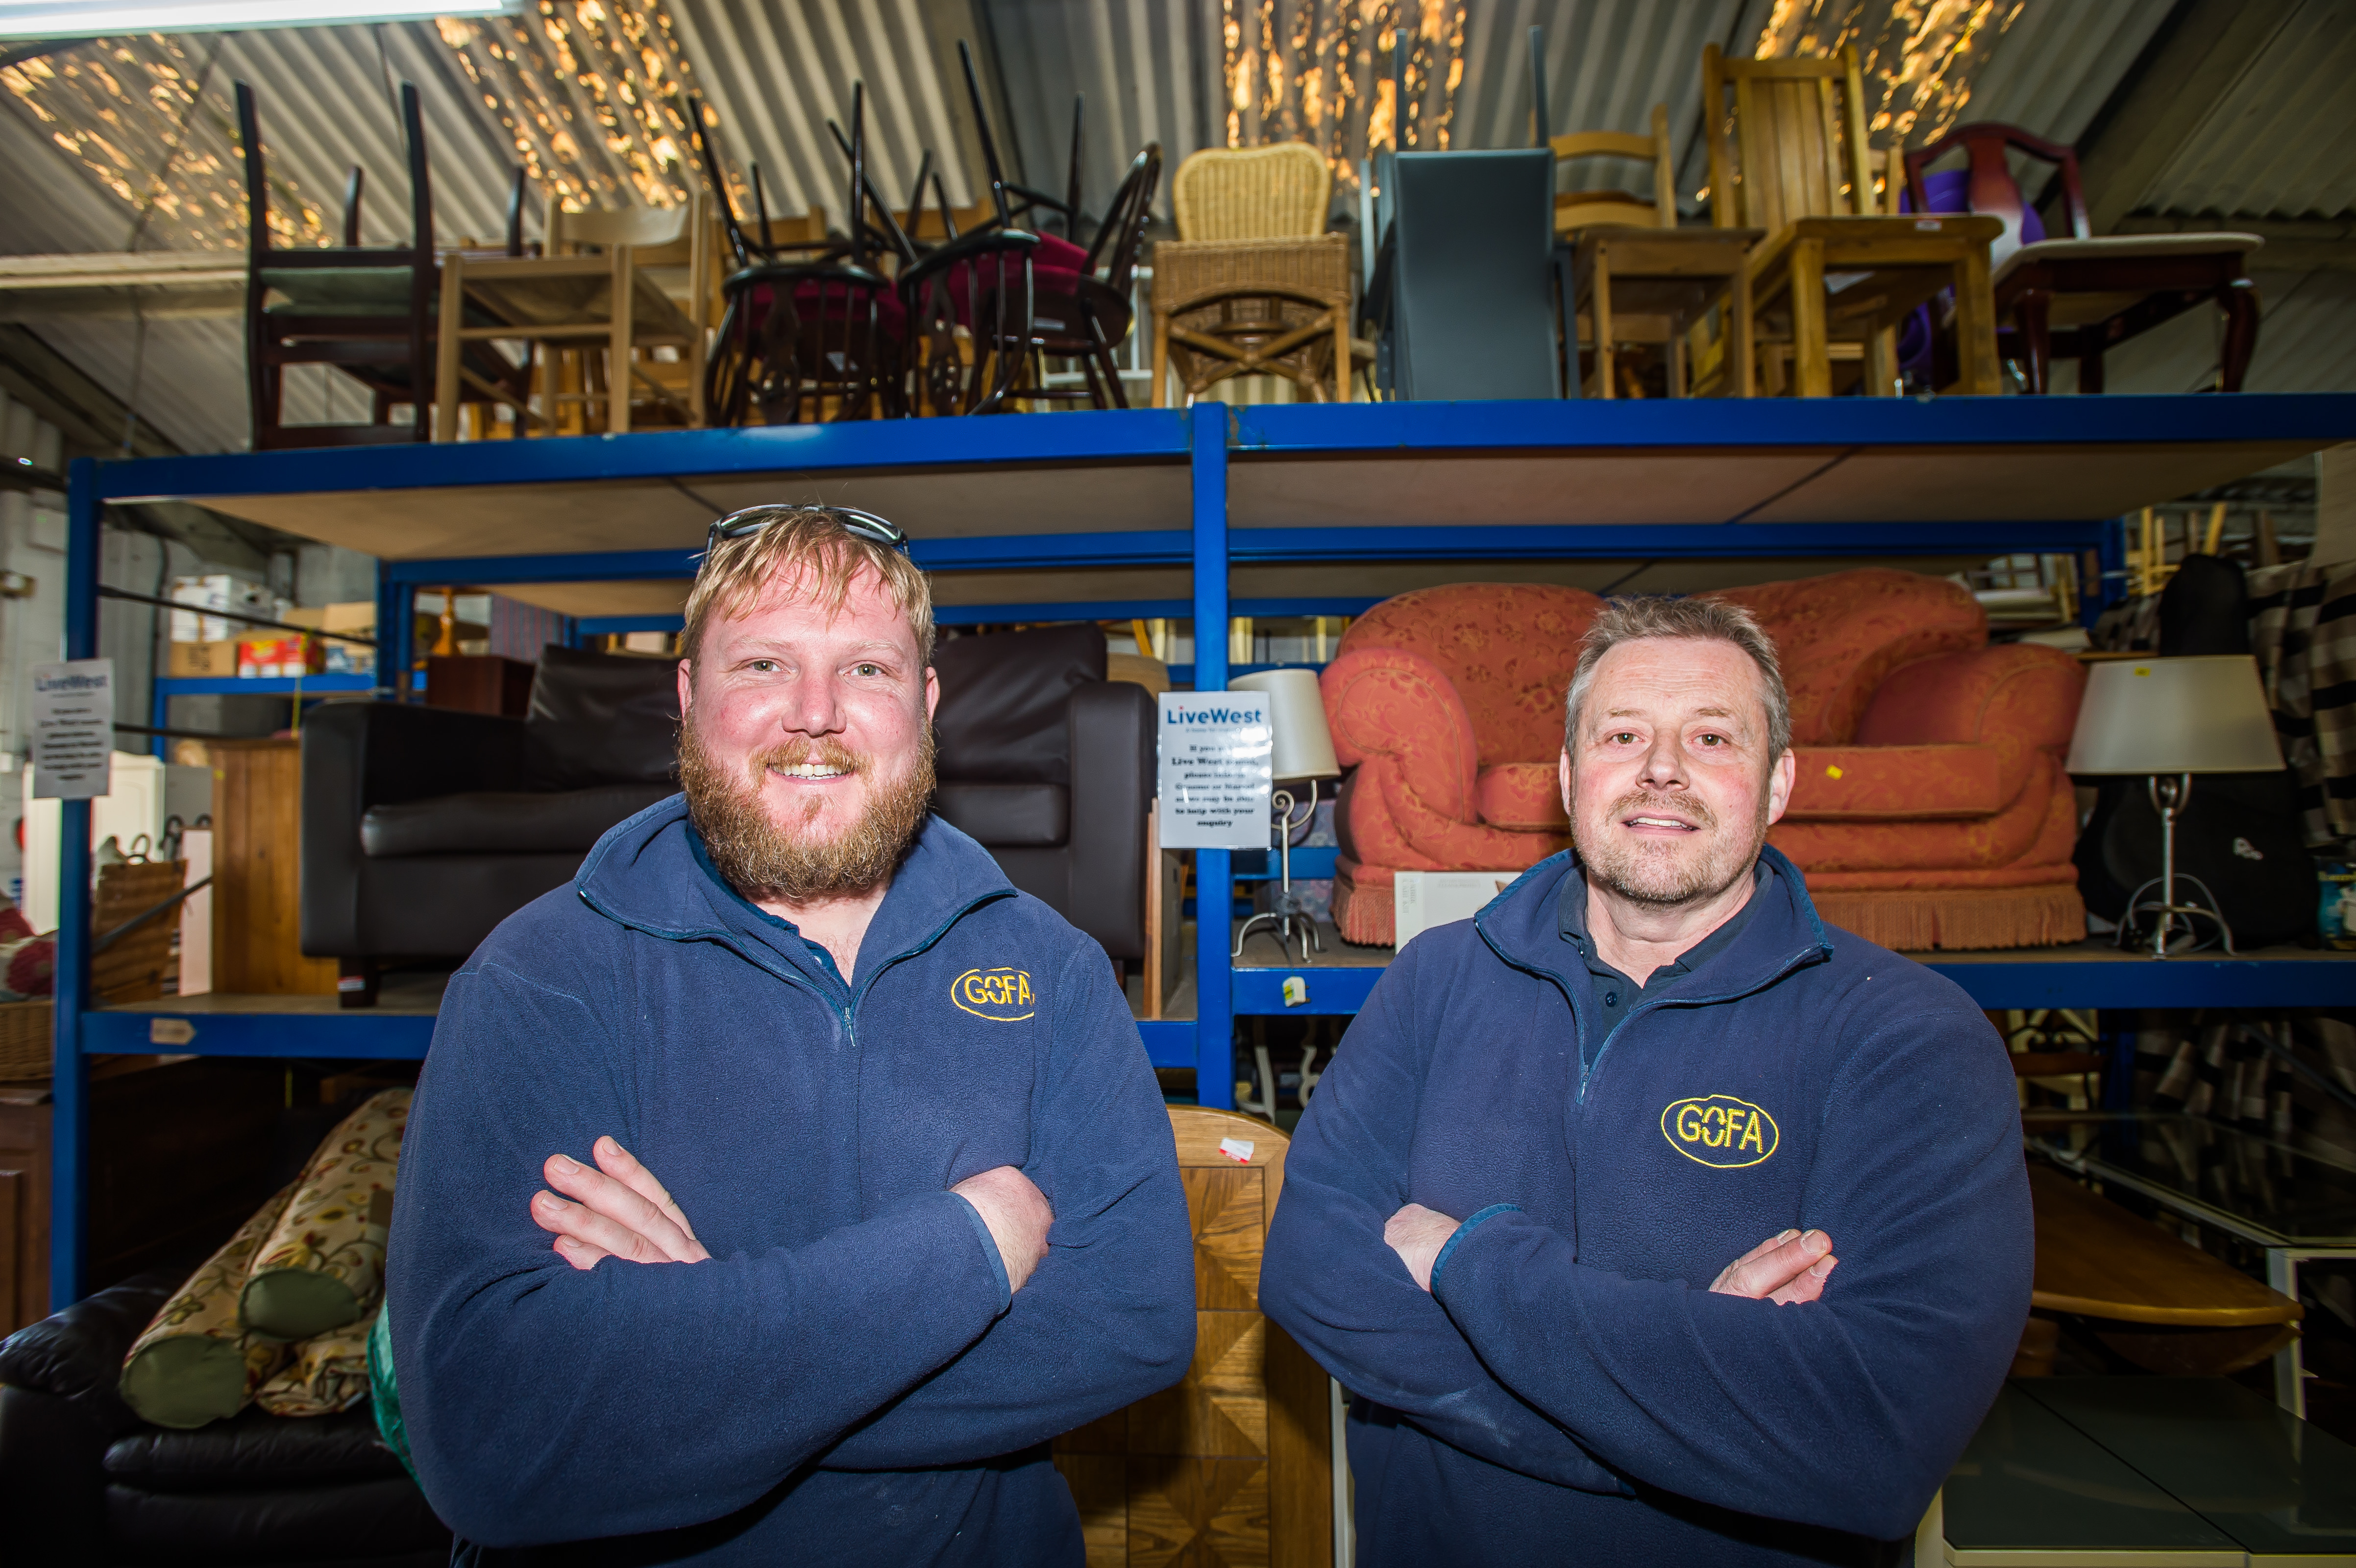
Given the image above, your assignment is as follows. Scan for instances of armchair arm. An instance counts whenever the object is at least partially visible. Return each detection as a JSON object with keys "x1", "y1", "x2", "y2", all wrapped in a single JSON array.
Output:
[
  {"x1": 300, "y1": 701, "x2": 529, "y2": 957},
  {"x1": 1065, "y1": 680, "x2": 1153, "y2": 961},
  {"x1": 1320, "y1": 647, "x2": 1479, "y2": 826}
]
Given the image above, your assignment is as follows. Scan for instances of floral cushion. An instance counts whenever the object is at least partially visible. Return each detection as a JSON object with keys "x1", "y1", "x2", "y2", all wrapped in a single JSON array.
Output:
[
  {"x1": 1474, "y1": 762, "x2": 1569, "y2": 830},
  {"x1": 240, "y1": 1090, "x2": 409, "y2": 1342},
  {"x1": 120, "y1": 1184, "x2": 297, "y2": 1430},
  {"x1": 254, "y1": 1313, "x2": 375, "y2": 1419}
]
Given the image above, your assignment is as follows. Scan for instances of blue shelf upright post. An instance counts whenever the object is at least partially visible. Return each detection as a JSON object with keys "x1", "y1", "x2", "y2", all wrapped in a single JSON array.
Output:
[
  {"x1": 375, "y1": 570, "x2": 411, "y2": 700},
  {"x1": 1192, "y1": 404, "x2": 1234, "y2": 1110},
  {"x1": 52, "y1": 458, "x2": 100, "y2": 1310}
]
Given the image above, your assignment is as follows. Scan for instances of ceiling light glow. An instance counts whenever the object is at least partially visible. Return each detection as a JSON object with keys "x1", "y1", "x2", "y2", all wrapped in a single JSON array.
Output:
[{"x1": 0, "y1": 0, "x2": 509, "y2": 40}]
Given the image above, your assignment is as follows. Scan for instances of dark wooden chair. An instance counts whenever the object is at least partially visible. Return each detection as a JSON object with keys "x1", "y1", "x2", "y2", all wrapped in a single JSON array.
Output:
[
  {"x1": 696, "y1": 86, "x2": 908, "y2": 425},
  {"x1": 240, "y1": 81, "x2": 525, "y2": 449},
  {"x1": 895, "y1": 41, "x2": 1095, "y2": 416},
  {"x1": 1023, "y1": 143, "x2": 1160, "y2": 410},
  {"x1": 1902, "y1": 122, "x2": 2262, "y2": 393}
]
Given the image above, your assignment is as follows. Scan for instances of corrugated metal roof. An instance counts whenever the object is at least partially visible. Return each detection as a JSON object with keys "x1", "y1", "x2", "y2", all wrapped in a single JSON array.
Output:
[
  {"x1": 0, "y1": 0, "x2": 2347, "y2": 459},
  {"x1": 2131, "y1": 0, "x2": 2356, "y2": 221}
]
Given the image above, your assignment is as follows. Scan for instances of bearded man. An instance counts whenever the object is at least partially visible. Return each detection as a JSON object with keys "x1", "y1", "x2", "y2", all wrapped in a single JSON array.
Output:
[
  {"x1": 386, "y1": 507, "x2": 1194, "y2": 1565},
  {"x1": 1261, "y1": 596, "x2": 2032, "y2": 1566}
]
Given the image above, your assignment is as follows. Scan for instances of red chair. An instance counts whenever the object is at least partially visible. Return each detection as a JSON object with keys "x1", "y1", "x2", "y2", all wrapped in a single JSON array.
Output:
[
  {"x1": 1902, "y1": 122, "x2": 2262, "y2": 393},
  {"x1": 1321, "y1": 571, "x2": 2087, "y2": 950}
]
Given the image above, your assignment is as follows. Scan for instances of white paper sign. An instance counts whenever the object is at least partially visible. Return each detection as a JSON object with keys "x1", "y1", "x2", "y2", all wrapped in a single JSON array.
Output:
[
  {"x1": 30, "y1": 659, "x2": 114, "y2": 800},
  {"x1": 1394, "y1": 870, "x2": 1517, "y2": 948},
  {"x1": 1157, "y1": 691, "x2": 1272, "y2": 849}
]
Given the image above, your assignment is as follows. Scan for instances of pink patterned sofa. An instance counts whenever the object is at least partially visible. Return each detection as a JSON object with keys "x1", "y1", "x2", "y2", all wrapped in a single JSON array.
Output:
[{"x1": 1321, "y1": 571, "x2": 2087, "y2": 950}]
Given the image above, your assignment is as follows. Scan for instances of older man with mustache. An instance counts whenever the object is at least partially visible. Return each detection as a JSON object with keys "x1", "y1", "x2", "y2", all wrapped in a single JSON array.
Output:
[
  {"x1": 1261, "y1": 595, "x2": 2033, "y2": 1567},
  {"x1": 384, "y1": 508, "x2": 1194, "y2": 1565}
]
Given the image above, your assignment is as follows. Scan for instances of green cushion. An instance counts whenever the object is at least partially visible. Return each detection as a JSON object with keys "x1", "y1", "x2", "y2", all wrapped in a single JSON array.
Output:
[
  {"x1": 261, "y1": 267, "x2": 422, "y2": 316},
  {"x1": 120, "y1": 1333, "x2": 255, "y2": 1430},
  {"x1": 240, "y1": 1266, "x2": 364, "y2": 1341}
]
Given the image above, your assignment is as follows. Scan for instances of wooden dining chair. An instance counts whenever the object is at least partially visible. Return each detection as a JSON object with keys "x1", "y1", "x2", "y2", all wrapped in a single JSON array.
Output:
[
  {"x1": 1902, "y1": 122, "x2": 2262, "y2": 393},
  {"x1": 240, "y1": 80, "x2": 527, "y2": 449},
  {"x1": 1053, "y1": 1105, "x2": 1332, "y2": 1567},
  {"x1": 1701, "y1": 44, "x2": 2002, "y2": 398}
]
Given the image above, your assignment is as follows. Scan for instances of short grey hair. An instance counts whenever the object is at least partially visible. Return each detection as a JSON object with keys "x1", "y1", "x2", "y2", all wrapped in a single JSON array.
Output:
[{"x1": 1564, "y1": 596, "x2": 1792, "y2": 761}]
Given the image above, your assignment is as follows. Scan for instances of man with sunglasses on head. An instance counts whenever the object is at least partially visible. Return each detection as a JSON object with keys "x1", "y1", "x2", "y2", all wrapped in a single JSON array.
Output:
[{"x1": 385, "y1": 508, "x2": 1195, "y2": 1565}]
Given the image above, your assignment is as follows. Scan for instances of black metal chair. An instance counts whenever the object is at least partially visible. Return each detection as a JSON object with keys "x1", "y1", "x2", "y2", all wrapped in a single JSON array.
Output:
[
  {"x1": 1023, "y1": 143, "x2": 1161, "y2": 410},
  {"x1": 697, "y1": 86, "x2": 908, "y2": 424}
]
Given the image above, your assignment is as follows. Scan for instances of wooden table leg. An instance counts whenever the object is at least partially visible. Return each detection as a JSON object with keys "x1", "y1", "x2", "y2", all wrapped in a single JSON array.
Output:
[
  {"x1": 1592, "y1": 249, "x2": 1616, "y2": 400},
  {"x1": 1731, "y1": 263, "x2": 1755, "y2": 399},
  {"x1": 1152, "y1": 311, "x2": 1170, "y2": 408},
  {"x1": 1789, "y1": 240, "x2": 1829, "y2": 397},
  {"x1": 608, "y1": 246, "x2": 634, "y2": 434},
  {"x1": 1952, "y1": 243, "x2": 2001, "y2": 396},
  {"x1": 434, "y1": 254, "x2": 464, "y2": 442},
  {"x1": 1332, "y1": 307, "x2": 1351, "y2": 404},
  {"x1": 2014, "y1": 287, "x2": 2051, "y2": 394},
  {"x1": 1865, "y1": 321, "x2": 1899, "y2": 397}
]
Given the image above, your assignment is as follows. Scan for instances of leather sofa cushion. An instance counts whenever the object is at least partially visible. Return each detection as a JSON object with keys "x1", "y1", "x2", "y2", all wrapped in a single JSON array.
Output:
[
  {"x1": 1474, "y1": 762, "x2": 1567, "y2": 830},
  {"x1": 525, "y1": 645, "x2": 681, "y2": 790},
  {"x1": 105, "y1": 1474, "x2": 447, "y2": 1559},
  {"x1": 360, "y1": 783, "x2": 675, "y2": 857},
  {"x1": 104, "y1": 1406, "x2": 407, "y2": 1494},
  {"x1": 934, "y1": 783, "x2": 1069, "y2": 847},
  {"x1": 1782, "y1": 744, "x2": 2005, "y2": 820},
  {"x1": 933, "y1": 625, "x2": 1104, "y2": 784}
]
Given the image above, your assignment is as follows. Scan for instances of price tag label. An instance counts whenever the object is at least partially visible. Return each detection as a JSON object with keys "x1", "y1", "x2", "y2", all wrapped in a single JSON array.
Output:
[
  {"x1": 31, "y1": 659, "x2": 114, "y2": 800},
  {"x1": 1157, "y1": 691, "x2": 1272, "y2": 849}
]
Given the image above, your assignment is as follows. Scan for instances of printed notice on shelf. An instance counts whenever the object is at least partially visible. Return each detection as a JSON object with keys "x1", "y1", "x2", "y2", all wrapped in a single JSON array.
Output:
[
  {"x1": 30, "y1": 659, "x2": 114, "y2": 800},
  {"x1": 1157, "y1": 691, "x2": 1272, "y2": 849}
]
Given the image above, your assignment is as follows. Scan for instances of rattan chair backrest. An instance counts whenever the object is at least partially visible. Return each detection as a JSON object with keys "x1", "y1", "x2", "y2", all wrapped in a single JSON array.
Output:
[{"x1": 1172, "y1": 144, "x2": 1331, "y2": 241}]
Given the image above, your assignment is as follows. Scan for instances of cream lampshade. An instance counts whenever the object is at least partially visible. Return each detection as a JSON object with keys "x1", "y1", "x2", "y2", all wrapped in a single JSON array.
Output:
[
  {"x1": 2064, "y1": 654, "x2": 2282, "y2": 957},
  {"x1": 2065, "y1": 655, "x2": 2284, "y2": 776},
  {"x1": 1229, "y1": 668, "x2": 1340, "y2": 783}
]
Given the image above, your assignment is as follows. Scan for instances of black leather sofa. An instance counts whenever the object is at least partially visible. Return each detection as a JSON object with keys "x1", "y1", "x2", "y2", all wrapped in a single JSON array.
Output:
[
  {"x1": 930, "y1": 624, "x2": 1153, "y2": 963},
  {"x1": 0, "y1": 1271, "x2": 447, "y2": 1567},
  {"x1": 302, "y1": 628, "x2": 1154, "y2": 985}
]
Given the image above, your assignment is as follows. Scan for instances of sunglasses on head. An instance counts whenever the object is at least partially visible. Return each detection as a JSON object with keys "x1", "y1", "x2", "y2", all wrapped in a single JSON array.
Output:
[{"x1": 703, "y1": 505, "x2": 911, "y2": 557}]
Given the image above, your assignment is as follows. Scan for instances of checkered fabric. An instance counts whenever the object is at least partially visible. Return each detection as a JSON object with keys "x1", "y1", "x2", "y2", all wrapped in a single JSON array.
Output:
[{"x1": 2249, "y1": 561, "x2": 2356, "y2": 846}]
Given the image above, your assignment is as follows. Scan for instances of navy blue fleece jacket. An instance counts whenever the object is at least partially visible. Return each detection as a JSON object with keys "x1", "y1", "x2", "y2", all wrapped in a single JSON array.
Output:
[
  {"x1": 386, "y1": 800, "x2": 1194, "y2": 1563},
  {"x1": 1259, "y1": 847, "x2": 2031, "y2": 1566}
]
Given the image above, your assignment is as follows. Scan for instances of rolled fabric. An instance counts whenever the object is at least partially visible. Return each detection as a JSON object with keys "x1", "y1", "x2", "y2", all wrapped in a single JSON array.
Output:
[
  {"x1": 120, "y1": 1183, "x2": 296, "y2": 1429},
  {"x1": 254, "y1": 1312, "x2": 375, "y2": 1418},
  {"x1": 240, "y1": 1089, "x2": 409, "y2": 1341}
]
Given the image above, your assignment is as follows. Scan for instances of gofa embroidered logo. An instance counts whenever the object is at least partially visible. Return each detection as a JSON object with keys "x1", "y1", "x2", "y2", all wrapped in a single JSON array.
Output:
[
  {"x1": 1660, "y1": 1094, "x2": 1779, "y2": 1169},
  {"x1": 953, "y1": 967, "x2": 1036, "y2": 1021}
]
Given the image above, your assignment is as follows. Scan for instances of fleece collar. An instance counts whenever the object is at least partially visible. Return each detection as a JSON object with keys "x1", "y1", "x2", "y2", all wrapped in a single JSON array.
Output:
[
  {"x1": 1474, "y1": 843, "x2": 1833, "y2": 1009},
  {"x1": 572, "y1": 794, "x2": 1018, "y2": 995}
]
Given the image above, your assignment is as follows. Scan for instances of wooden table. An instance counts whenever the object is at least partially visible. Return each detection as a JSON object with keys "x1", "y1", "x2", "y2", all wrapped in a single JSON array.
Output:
[
  {"x1": 2029, "y1": 1161, "x2": 2303, "y2": 1378},
  {"x1": 1747, "y1": 214, "x2": 2004, "y2": 397},
  {"x1": 434, "y1": 249, "x2": 703, "y2": 439},
  {"x1": 1569, "y1": 226, "x2": 1761, "y2": 399}
]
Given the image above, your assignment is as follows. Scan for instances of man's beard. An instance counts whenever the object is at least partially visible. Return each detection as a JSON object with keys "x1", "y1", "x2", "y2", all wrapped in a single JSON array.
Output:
[
  {"x1": 678, "y1": 724, "x2": 935, "y2": 902},
  {"x1": 1572, "y1": 784, "x2": 1769, "y2": 909}
]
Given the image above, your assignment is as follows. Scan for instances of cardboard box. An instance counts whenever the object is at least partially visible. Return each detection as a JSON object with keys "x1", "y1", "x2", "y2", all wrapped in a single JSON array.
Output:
[
  {"x1": 168, "y1": 639, "x2": 241, "y2": 678},
  {"x1": 282, "y1": 601, "x2": 376, "y2": 635},
  {"x1": 171, "y1": 573, "x2": 272, "y2": 644},
  {"x1": 236, "y1": 635, "x2": 324, "y2": 679}
]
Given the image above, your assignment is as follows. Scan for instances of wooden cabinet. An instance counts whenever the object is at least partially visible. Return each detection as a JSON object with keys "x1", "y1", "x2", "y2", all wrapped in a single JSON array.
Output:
[
  {"x1": 0, "y1": 1058, "x2": 286, "y2": 1335},
  {"x1": 210, "y1": 738, "x2": 336, "y2": 995},
  {"x1": 1055, "y1": 1107, "x2": 1332, "y2": 1568}
]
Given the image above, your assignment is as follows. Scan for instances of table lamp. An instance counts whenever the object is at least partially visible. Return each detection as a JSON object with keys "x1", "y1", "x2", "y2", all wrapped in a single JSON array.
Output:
[
  {"x1": 2064, "y1": 655, "x2": 2284, "y2": 957},
  {"x1": 1228, "y1": 669, "x2": 1341, "y2": 963}
]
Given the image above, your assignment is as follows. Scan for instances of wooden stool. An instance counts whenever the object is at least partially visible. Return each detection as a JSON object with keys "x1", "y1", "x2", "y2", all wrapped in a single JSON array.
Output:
[{"x1": 1152, "y1": 234, "x2": 1361, "y2": 406}]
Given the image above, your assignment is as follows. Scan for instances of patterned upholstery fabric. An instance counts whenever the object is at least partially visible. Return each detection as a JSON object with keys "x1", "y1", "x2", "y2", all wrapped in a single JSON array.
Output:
[{"x1": 1323, "y1": 569, "x2": 2089, "y2": 949}]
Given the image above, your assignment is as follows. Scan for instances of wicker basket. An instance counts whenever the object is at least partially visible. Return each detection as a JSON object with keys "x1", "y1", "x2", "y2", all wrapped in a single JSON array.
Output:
[{"x1": 0, "y1": 999, "x2": 52, "y2": 1080}]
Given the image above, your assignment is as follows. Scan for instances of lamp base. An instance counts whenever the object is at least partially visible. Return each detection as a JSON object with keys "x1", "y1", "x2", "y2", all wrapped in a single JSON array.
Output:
[
  {"x1": 2116, "y1": 873, "x2": 2237, "y2": 958},
  {"x1": 1233, "y1": 887, "x2": 1326, "y2": 965}
]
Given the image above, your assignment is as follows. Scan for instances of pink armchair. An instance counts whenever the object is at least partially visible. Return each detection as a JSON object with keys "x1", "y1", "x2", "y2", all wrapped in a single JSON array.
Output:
[
  {"x1": 1321, "y1": 570, "x2": 2087, "y2": 950},
  {"x1": 1321, "y1": 584, "x2": 1600, "y2": 944}
]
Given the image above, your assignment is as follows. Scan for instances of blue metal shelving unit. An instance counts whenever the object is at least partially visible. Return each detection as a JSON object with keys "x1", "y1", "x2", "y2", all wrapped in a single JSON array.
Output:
[{"x1": 53, "y1": 392, "x2": 2356, "y2": 1309}]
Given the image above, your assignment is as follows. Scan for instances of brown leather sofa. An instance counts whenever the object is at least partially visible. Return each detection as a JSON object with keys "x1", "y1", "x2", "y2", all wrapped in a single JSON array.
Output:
[{"x1": 301, "y1": 629, "x2": 1154, "y2": 989}]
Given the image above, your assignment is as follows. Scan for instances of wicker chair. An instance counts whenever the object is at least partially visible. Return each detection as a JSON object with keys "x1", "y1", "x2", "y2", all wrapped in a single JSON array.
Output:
[{"x1": 1153, "y1": 144, "x2": 1365, "y2": 405}]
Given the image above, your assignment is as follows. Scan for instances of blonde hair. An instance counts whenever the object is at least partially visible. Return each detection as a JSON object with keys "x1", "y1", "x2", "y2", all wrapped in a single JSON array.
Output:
[
  {"x1": 1564, "y1": 595, "x2": 1792, "y2": 760},
  {"x1": 680, "y1": 507, "x2": 935, "y2": 667}
]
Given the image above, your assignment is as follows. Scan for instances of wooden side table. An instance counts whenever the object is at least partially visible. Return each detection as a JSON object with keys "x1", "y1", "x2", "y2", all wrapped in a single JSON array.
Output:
[
  {"x1": 1151, "y1": 234, "x2": 1360, "y2": 406},
  {"x1": 1570, "y1": 226, "x2": 1761, "y2": 398}
]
